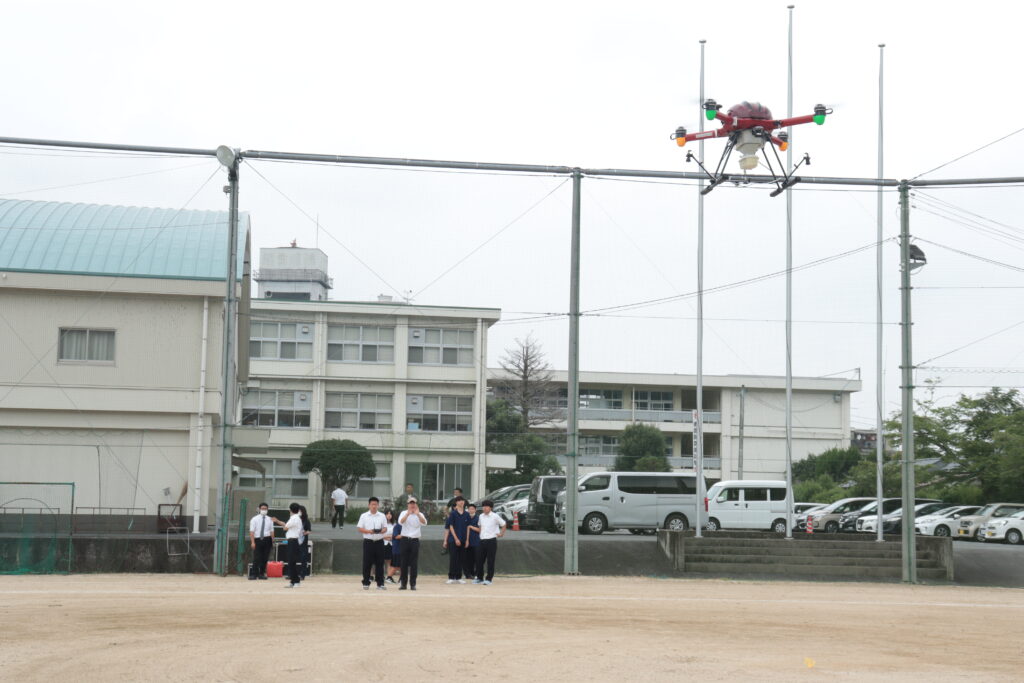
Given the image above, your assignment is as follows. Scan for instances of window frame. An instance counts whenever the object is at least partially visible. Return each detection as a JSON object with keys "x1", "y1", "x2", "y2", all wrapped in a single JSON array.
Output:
[
  {"x1": 326, "y1": 324, "x2": 395, "y2": 364},
  {"x1": 249, "y1": 321, "x2": 314, "y2": 361},
  {"x1": 240, "y1": 390, "x2": 312, "y2": 428},
  {"x1": 324, "y1": 392, "x2": 394, "y2": 431},
  {"x1": 57, "y1": 327, "x2": 116, "y2": 364},
  {"x1": 406, "y1": 394, "x2": 473, "y2": 433},
  {"x1": 407, "y1": 327, "x2": 475, "y2": 366}
]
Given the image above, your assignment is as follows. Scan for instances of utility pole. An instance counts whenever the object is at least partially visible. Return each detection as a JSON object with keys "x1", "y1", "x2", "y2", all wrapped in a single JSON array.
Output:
[
  {"x1": 694, "y1": 38, "x2": 707, "y2": 538},
  {"x1": 214, "y1": 146, "x2": 240, "y2": 577},
  {"x1": 899, "y1": 179, "x2": 917, "y2": 584},
  {"x1": 564, "y1": 168, "x2": 581, "y2": 575},
  {"x1": 875, "y1": 43, "x2": 886, "y2": 544}
]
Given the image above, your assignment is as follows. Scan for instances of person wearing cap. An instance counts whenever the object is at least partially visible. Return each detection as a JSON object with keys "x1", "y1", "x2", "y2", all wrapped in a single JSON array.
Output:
[
  {"x1": 357, "y1": 497, "x2": 388, "y2": 591},
  {"x1": 248, "y1": 502, "x2": 274, "y2": 580},
  {"x1": 397, "y1": 497, "x2": 427, "y2": 591},
  {"x1": 394, "y1": 483, "x2": 417, "y2": 510},
  {"x1": 475, "y1": 499, "x2": 506, "y2": 585}
]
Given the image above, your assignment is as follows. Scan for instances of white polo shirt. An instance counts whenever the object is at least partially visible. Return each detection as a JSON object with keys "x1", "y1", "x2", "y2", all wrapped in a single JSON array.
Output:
[
  {"x1": 399, "y1": 509, "x2": 426, "y2": 538},
  {"x1": 357, "y1": 510, "x2": 388, "y2": 540},
  {"x1": 249, "y1": 513, "x2": 273, "y2": 538},
  {"x1": 478, "y1": 511, "x2": 506, "y2": 540},
  {"x1": 331, "y1": 488, "x2": 348, "y2": 505},
  {"x1": 284, "y1": 513, "x2": 303, "y2": 539}
]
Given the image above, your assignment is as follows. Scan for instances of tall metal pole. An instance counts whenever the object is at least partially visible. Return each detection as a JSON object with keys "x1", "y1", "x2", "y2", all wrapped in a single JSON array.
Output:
[
  {"x1": 694, "y1": 39, "x2": 707, "y2": 538},
  {"x1": 876, "y1": 44, "x2": 887, "y2": 543},
  {"x1": 738, "y1": 385, "x2": 746, "y2": 479},
  {"x1": 564, "y1": 168, "x2": 582, "y2": 575},
  {"x1": 783, "y1": 4, "x2": 795, "y2": 539},
  {"x1": 899, "y1": 180, "x2": 917, "y2": 583},
  {"x1": 214, "y1": 151, "x2": 240, "y2": 576}
]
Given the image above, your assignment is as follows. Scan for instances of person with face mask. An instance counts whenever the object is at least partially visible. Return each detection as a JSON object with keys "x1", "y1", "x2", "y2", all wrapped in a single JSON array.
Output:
[
  {"x1": 248, "y1": 502, "x2": 275, "y2": 580},
  {"x1": 281, "y1": 503, "x2": 304, "y2": 588}
]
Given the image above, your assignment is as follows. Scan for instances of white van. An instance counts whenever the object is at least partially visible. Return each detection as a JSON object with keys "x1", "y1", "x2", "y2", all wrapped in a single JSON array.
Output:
[
  {"x1": 559, "y1": 471, "x2": 705, "y2": 535},
  {"x1": 705, "y1": 480, "x2": 791, "y2": 533}
]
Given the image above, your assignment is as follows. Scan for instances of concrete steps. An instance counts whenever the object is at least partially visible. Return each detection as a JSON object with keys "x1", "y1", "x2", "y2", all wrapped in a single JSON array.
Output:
[{"x1": 659, "y1": 530, "x2": 954, "y2": 582}]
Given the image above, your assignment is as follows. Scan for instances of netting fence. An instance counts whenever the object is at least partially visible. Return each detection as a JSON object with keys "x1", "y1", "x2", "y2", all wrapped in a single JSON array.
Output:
[{"x1": 0, "y1": 482, "x2": 75, "y2": 574}]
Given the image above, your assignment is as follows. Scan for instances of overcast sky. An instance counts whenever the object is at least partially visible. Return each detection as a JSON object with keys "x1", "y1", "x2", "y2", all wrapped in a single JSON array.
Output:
[{"x1": 3, "y1": 0, "x2": 1023, "y2": 432}]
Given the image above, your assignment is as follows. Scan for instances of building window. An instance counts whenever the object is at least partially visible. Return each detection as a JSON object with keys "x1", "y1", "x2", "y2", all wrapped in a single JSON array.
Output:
[
  {"x1": 408, "y1": 328, "x2": 474, "y2": 365},
  {"x1": 249, "y1": 322, "x2": 313, "y2": 360},
  {"x1": 325, "y1": 393, "x2": 393, "y2": 430},
  {"x1": 405, "y1": 462, "x2": 471, "y2": 501},
  {"x1": 327, "y1": 325, "x2": 395, "y2": 363},
  {"x1": 406, "y1": 395, "x2": 473, "y2": 432},
  {"x1": 353, "y1": 463, "x2": 391, "y2": 499},
  {"x1": 681, "y1": 432, "x2": 720, "y2": 456},
  {"x1": 579, "y1": 389, "x2": 623, "y2": 410},
  {"x1": 238, "y1": 458, "x2": 309, "y2": 497},
  {"x1": 580, "y1": 435, "x2": 619, "y2": 456},
  {"x1": 634, "y1": 390, "x2": 673, "y2": 411},
  {"x1": 58, "y1": 328, "x2": 114, "y2": 363},
  {"x1": 241, "y1": 390, "x2": 312, "y2": 427}
]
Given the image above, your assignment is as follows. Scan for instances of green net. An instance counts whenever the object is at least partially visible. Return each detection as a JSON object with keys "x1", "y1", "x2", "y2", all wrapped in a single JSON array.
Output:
[{"x1": 0, "y1": 482, "x2": 74, "y2": 574}]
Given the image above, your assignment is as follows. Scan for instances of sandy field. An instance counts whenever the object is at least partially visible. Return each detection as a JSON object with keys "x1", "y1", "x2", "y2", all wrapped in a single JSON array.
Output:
[{"x1": 1, "y1": 574, "x2": 1022, "y2": 682}]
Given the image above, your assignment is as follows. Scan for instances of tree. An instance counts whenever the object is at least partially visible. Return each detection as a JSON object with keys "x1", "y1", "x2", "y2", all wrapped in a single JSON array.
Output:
[
  {"x1": 485, "y1": 399, "x2": 561, "y2": 490},
  {"x1": 299, "y1": 439, "x2": 376, "y2": 520},
  {"x1": 614, "y1": 423, "x2": 668, "y2": 472},
  {"x1": 792, "y1": 446, "x2": 865, "y2": 483},
  {"x1": 496, "y1": 335, "x2": 557, "y2": 427}
]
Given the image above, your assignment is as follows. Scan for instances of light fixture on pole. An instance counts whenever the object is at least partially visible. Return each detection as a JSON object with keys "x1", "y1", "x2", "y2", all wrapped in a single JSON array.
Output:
[{"x1": 213, "y1": 145, "x2": 240, "y2": 577}]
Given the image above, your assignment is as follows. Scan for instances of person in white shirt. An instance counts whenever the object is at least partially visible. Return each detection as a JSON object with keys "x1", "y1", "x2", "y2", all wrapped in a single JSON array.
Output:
[
  {"x1": 330, "y1": 486, "x2": 349, "y2": 529},
  {"x1": 356, "y1": 497, "x2": 388, "y2": 590},
  {"x1": 280, "y1": 503, "x2": 303, "y2": 588},
  {"x1": 248, "y1": 502, "x2": 275, "y2": 580},
  {"x1": 475, "y1": 499, "x2": 506, "y2": 585},
  {"x1": 397, "y1": 498, "x2": 427, "y2": 591}
]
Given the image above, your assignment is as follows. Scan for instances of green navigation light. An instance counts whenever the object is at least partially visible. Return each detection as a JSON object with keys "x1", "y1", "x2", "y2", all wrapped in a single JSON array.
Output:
[
  {"x1": 705, "y1": 110, "x2": 717, "y2": 121},
  {"x1": 813, "y1": 114, "x2": 825, "y2": 125}
]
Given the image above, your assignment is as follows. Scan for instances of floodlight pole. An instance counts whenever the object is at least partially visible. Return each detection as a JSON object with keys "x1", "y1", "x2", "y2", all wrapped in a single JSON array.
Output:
[
  {"x1": 898, "y1": 179, "x2": 917, "y2": 583},
  {"x1": 876, "y1": 44, "x2": 887, "y2": 544},
  {"x1": 694, "y1": 39, "x2": 707, "y2": 538},
  {"x1": 564, "y1": 168, "x2": 582, "y2": 575},
  {"x1": 214, "y1": 150, "x2": 240, "y2": 577},
  {"x1": 784, "y1": 4, "x2": 795, "y2": 539}
]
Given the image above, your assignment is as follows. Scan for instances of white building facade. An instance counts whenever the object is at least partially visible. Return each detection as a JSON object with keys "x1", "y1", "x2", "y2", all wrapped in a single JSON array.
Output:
[
  {"x1": 245, "y1": 295, "x2": 503, "y2": 513},
  {"x1": 489, "y1": 369, "x2": 860, "y2": 480}
]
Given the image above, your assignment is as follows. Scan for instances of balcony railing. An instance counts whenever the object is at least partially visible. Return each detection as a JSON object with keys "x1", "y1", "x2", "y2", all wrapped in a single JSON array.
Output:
[
  {"x1": 555, "y1": 454, "x2": 722, "y2": 469},
  {"x1": 547, "y1": 408, "x2": 722, "y2": 424}
]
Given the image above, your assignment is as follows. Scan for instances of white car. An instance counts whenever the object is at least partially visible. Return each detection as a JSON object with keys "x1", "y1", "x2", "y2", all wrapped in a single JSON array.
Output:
[
  {"x1": 979, "y1": 509, "x2": 1024, "y2": 545},
  {"x1": 915, "y1": 505, "x2": 981, "y2": 537},
  {"x1": 495, "y1": 497, "x2": 528, "y2": 525},
  {"x1": 793, "y1": 503, "x2": 827, "y2": 532}
]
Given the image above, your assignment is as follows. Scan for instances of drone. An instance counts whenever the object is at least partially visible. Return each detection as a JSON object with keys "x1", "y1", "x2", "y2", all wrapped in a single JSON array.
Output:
[{"x1": 670, "y1": 99, "x2": 832, "y2": 196}]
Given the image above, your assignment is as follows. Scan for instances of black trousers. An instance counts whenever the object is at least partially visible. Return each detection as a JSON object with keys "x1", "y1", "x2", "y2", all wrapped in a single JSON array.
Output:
[
  {"x1": 400, "y1": 538, "x2": 420, "y2": 588},
  {"x1": 362, "y1": 539, "x2": 385, "y2": 586},
  {"x1": 448, "y1": 542, "x2": 467, "y2": 579},
  {"x1": 477, "y1": 538, "x2": 498, "y2": 581},
  {"x1": 332, "y1": 505, "x2": 346, "y2": 528},
  {"x1": 252, "y1": 536, "x2": 273, "y2": 576},
  {"x1": 300, "y1": 540, "x2": 310, "y2": 580},
  {"x1": 285, "y1": 538, "x2": 301, "y2": 584},
  {"x1": 468, "y1": 545, "x2": 482, "y2": 580}
]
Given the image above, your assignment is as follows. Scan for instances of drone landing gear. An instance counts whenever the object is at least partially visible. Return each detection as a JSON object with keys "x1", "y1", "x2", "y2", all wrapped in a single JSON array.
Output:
[{"x1": 686, "y1": 137, "x2": 811, "y2": 198}]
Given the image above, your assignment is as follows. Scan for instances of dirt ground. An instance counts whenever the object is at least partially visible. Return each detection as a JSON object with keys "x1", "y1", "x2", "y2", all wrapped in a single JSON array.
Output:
[{"x1": 1, "y1": 574, "x2": 1022, "y2": 682}]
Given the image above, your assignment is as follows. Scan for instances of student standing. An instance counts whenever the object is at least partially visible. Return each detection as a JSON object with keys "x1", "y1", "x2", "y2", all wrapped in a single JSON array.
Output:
[
  {"x1": 446, "y1": 487, "x2": 464, "y2": 514},
  {"x1": 444, "y1": 496, "x2": 470, "y2": 584},
  {"x1": 298, "y1": 505, "x2": 312, "y2": 581},
  {"x1": 397, "y1": 498, "x2": 426, "y2": 591},
  {"x1": 386, "y1": 514, "x2": 402, "y2": 584},
  {"x1": 248, "y1": 502, "x2": 274, "y2": 580},
  {"x1": 382, "y1": 509, "x2": 397, "y2": 584},
  {"x1": 357, "y1": 497, "x2": 388, "y2": 590},
  {"x1": 330, "y1": 486, "x2": 349, "y2": 529},
  {"x1": 465, "y1": 503, "x2": 482, "y2": 583},
  {"x1": 476, "y1": 499, "x2": 506, "y2": 585},
  {"x1": 282, "y1": 503, "x2": 303, "y2": 588},
  {"x1": 394, "y1": 483, "x2": 416, "y2": 510}
]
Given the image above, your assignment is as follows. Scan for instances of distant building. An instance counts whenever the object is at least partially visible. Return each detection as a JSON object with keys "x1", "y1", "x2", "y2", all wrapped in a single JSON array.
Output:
[
  {"x1": 0, "y1": 198, "x2": 262, "y2": 530},
  {"x1": 489, "y1": 370, "x2": 861, "y2": 480},
  {"x1": 851, "y1": 428, "x2": 879, "y2": 454},
  {"x1": 254, "y1": 244, "x2": 332, "y2": 301}
]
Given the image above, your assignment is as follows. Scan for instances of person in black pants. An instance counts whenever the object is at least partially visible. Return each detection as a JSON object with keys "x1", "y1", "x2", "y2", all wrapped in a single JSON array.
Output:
[
  {"x1": 398, "y1": 498, "x2": 426, "y2": 591},
  {"x1": 475, "y1": 499, "x2": 506, "y2": 585},
  {"x1": 281, "y1": 503, "x2": 303, "y2": 588},
  {"x1": 444, "y1": 496, "x2": 470, "y2": 584},
  {"x1": 357, "y1": 496, "x2": 388, "y2": 590},
  {"x1": 248, "y1": 502, "x2": 274, "y2": 579},
  {"x1": 298, "y1": 505, "x2": 312, "y2": 581}
]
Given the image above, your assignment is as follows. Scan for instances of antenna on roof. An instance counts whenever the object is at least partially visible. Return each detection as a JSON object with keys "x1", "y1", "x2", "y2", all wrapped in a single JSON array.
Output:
[{"x1": 290, "y1": 239, "x2": 297, "y2": 248}]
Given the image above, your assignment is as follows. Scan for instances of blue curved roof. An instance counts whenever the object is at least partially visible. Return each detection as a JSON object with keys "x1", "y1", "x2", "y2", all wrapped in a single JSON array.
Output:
[{"x1": 0, "y1": 199, "x2": 248, "y2": 280}]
